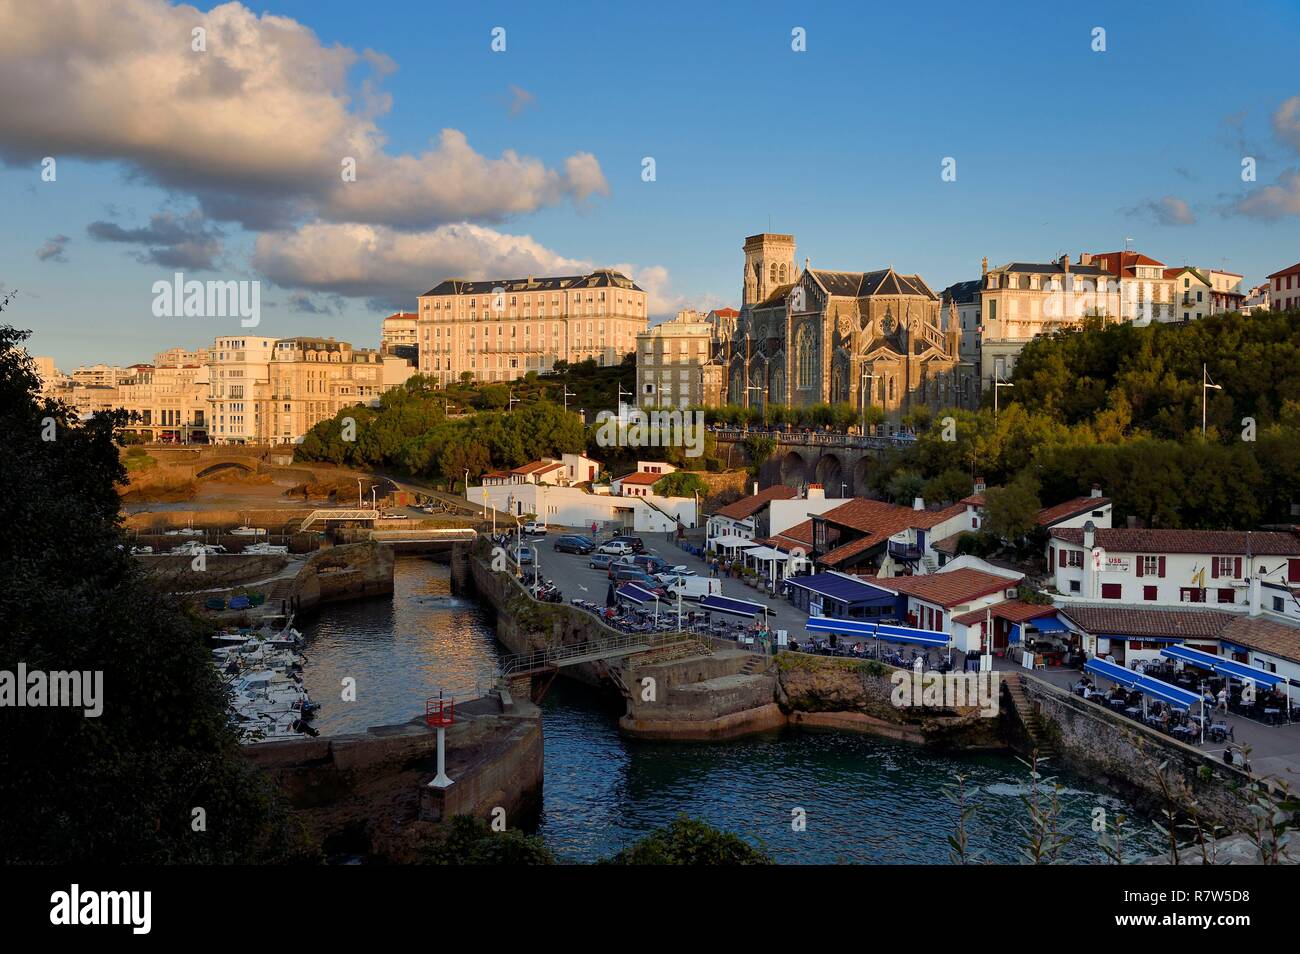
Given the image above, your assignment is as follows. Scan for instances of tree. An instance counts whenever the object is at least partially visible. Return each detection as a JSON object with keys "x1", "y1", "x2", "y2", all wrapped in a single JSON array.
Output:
[
  {"x1": 0, "y1": 315, "x2": 313, "y2": 863},
  {"x1": 653, "y1": 470, "x2": 708, "y2": 498},
  {"x1": 983, "y1": 473, "x2": 1042, "y2": 542},
  {"x1": 424, "y1": 816, "x2": 554, "y2": 865},
  {"x1": 602, "y1": 816, "x2": 772, "y2": 865},
  {"x1": 885, "y1": 468, "x2": 926, "y2": 504}
]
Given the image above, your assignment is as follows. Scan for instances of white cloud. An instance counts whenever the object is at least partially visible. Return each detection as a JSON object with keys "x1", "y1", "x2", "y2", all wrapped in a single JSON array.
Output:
[
  {"x1": 0, "y1": 0, "x2": 606, "y2": 229},
  {"x1": 252, "y1": 222, "x2": 593, "y2": 303},
  {"x1": 1230, "y1": 168, "x2": 1300, "y2": 220},
  {"x1": 1273, "y1": 95, "x2": 1300, "y2": 153}
]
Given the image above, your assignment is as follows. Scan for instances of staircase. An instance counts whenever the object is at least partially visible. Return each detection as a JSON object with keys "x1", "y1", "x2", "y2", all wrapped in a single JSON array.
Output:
[
  {"x1": 740, "y1": 653, "x2": 769, "y2": 676},
  {"x1": 1004, "y1": 674, "x2": 1057, "y2": 761}
]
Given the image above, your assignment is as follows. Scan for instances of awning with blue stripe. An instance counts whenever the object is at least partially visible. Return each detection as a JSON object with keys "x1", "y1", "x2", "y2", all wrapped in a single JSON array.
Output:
[
  {"x1": 616, "y1": 583, "x2": 661, "y2": 605},
  {"x1": 1085, "y1": 658, "x2": 1201, "y2": 710},
  {"x1": 1030, "y1": 615, "x2": 1068, "y2": 634},
  {"x1": 1161, "y1": 645, "x2": 1285, "y2": 688},
  {"x1": 806, "y1": 617, "x2": 948, "y2": 647},
  {"x1": 785, "y1": 572, "x2": 896, "y2": 606},
  {"x1": 700, "y1": 594, "x2": 769, "y2": 619}
]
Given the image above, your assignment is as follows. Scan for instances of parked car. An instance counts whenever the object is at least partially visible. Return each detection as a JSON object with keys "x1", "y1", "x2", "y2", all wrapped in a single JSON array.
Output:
[
  {"x1": 522, "y1": 521, "x2": 548, "y2": 535},
  {"x1": 553, "y1": 534, "x2": 594, "y2": 554},
  {"x1": 512, "y1": 545, "x2": 535, "y2": 565},
  {"x1": 597, "y1": 540, "x2": 634, "y2": 556},
  {"x1": 588, "y1": 552, "x2": 616, "y2": 570},
  {"x1": 611, "y1": 535, "x2": 645, "y2": 553},
  {"x1": 612, "y1": 567, "x2": 667, "y2": 595},
  {"x1": 631, "y1": 554, "x2": 668, "y2": 575},
  {"x1": 662, "y1": 575, "x2": 723, "y2": 601},
  {"x1": 654, "y1": 567, "x2": 696, "y2": 586},
  {"x1": 606, "y1": 555, "x2": 638, "y2": 578}
]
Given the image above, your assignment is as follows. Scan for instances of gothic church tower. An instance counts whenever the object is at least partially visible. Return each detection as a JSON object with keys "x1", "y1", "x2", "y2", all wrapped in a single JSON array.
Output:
[{"x1": 742, "y1": 233, "x2": 797, "y2": 306}]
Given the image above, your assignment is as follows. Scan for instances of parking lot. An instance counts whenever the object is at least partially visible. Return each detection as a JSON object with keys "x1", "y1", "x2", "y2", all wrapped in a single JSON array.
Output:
[{"x1": 515, "y1": 526, "x2": 811, "y2": 637}]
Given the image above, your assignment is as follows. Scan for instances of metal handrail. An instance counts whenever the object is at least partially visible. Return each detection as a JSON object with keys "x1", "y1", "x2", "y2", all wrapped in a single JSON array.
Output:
[{"x1": 499, "y1": 630, "x2": 699, "y2": 678}]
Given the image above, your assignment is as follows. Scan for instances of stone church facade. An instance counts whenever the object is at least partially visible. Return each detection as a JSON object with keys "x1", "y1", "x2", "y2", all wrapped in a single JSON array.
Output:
[{"x1": 726, "y1": 233, "x2": 975, "y2": 421}]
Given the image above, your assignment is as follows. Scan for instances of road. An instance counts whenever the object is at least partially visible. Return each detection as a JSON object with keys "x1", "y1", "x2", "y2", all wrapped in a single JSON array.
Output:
[{"x1": 519, "y1": 526, "x2": 813, "y2": 637}]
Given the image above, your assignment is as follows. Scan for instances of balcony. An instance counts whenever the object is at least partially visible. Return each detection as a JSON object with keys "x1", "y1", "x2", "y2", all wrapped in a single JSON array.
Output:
[{"x1": 887, "y1": 540, "x2": 924, "y2": 561}]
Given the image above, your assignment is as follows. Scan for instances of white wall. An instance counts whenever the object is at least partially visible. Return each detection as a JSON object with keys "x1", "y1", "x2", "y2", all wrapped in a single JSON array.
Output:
[{"x1": 471, "y1": 483, "x2": 695, "y2": 533}]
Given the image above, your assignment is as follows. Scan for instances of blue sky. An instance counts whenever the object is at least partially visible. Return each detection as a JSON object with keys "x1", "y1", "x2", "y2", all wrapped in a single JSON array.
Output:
[{"x1": 4, "y1": 0, "x2": 1299, "y2": 367}]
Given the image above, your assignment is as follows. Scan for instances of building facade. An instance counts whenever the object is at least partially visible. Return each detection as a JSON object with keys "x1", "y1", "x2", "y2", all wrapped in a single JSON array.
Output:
[
  {"x1": 1266, "y1": 262, "x2": 1300, "y2": 311},
  {"x1": 636, "y1": 309, "x2": 723, "y2": 408},
  {"x1": 728, "y1": 233, "x2": 973, "y2": 422},
  {"x1": 416, "y1": 269, "x2": 648, "y2": 385}
]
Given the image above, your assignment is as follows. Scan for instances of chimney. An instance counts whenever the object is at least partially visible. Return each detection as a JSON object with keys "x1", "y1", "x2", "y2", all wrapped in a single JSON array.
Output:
[
  {"x1": 913, "y1": 497, "x2": 925, "y2": 511},
  {"x1": 1248, "y1": 575, "x2": 1262, "y2": 618},
  {"x1": 1060, "y1": 254, "x2": 1070, "y2": 274},
  {"x1": 1090, "y1": 483, "x2": 1102, "y2": 498},
  {"x1": 1083, "y1": 519, "x2": 1095, "y2": 550},
  {"x1": 973, "y1": 476, "x2": 986, "y2": 494},
  {"x1": 981, "y1": 256, "x2": 988, "y2": 277},
  {"x1": 1079, "y1": 253, "x2": 1093, "y2": 267},
  {"x1": 807, "y1": 483, "x2": 824, "y2": 500},
  {"x1": 752, "y1": 481, "x2": 758, "y2": 496}
]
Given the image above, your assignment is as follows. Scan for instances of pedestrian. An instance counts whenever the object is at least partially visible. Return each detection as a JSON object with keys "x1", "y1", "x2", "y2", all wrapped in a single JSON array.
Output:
[{"x1": 1216, "y1": 687, "x2": 1228, "y2": 712}]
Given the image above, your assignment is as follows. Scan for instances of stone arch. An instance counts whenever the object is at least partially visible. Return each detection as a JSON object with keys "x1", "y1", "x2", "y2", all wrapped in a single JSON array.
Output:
[
  {"x1": 195, "y1": 460, "x2": 257, "y2": 479},
  {"x1": 779, "y1": 451, "x2": 808, "y2": 489},
  {"x1": 851, "y1": 455, "x2": 873, "y2": 497},
  {"x1": 814, "y1": 453, "x2": 845, "y2": 496}
]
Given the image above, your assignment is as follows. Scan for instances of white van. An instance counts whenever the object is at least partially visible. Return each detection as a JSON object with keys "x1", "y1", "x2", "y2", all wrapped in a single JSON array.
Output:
[{"x1": 662, "y1": 575, "x2": 723, "y2": 601}]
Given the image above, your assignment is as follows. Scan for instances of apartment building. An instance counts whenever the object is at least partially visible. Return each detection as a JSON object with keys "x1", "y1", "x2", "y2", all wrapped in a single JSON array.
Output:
[
  {"x1": 1087, "y1": 250, "x2": 1176, "y2": 324},
  {"x1": 636, "y1": 309, "x2": 723, "y2": 408},
  {"x1": 1047, "y1": 525, "x2": 1300, "y2": 606},
  {"x1": 1266, "y1": 262, "x2": 1300, "y2": 311},
  {"x1": 939, "y1": 279, "x2": 982, "y2": 371},
  {"x1": 208, "y1": 336, "x2": 276, "y2": 443},
  {"x1": 416, "y1": 268, "x2": 648, "y2": 385}
]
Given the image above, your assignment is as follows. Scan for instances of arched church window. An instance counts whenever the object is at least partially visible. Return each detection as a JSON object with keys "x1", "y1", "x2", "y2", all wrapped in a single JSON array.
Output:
[
  {"x1": 796, "y1": 324, "x2": 816, "y2": 389},
  {"x1": 779, "y1": 263, "x2": 788, "y2": 283},
  {"x1": 770, "y1": 263, "x2": 778, "y2": 284}
]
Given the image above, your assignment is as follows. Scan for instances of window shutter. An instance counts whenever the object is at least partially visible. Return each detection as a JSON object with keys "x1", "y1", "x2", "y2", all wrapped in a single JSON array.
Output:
[
  {"x1": 1136, "y1": 558, "x2": 1144, "y2": 578},
  {"x1": 1291, "y1": 559, "x2": 1300, "y2": 584},
  {"x1": 1234, "y1": 557, "x2": 1242, "y2": 579},
  {"x1": 1058, "y1": 549, "x2": 1066, "y2": 568},
  {"x1": 1158, "y1": 556, "x2": 1166, "y2": 578},
  {"x1": 1211, "y1": 559, "x2": 1219, "y2": 579}
]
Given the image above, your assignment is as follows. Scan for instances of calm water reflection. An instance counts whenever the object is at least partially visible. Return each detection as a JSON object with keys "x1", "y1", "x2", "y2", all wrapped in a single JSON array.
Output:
[{"x1": 300, "y1": 557, "x2": 1163, "y2": 864}]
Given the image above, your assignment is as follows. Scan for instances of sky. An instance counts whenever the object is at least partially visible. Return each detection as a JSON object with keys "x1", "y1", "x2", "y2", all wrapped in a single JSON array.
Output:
[{"x1": 3, "y1": 0, "x2": 1300, "y2": 368}]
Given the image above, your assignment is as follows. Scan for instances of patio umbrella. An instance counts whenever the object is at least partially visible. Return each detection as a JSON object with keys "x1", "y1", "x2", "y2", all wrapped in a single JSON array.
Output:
[{"x1": 605, "y1": 582, "x2": 616, "y2": 608}]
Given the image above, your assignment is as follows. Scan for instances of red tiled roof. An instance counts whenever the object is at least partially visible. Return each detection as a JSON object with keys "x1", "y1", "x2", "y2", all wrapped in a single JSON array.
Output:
[
  {"x1": 1050, "y1": 528, "x2": 1300, "y2": 556},
  {"x1": 1037, "y1": 496, "x2": 1110, "y2": 527},
  {"x1": 511, "y1": 459, "x2": 564, "y2": 476},
  {"x1": 1091, "y1": 250, "x2": 1166, "y2": 278},
  {"x1": 875, "y1": 568, "x2": 1022, "y2": 608},
  {"x1": 714, "y1": 485, "x2": 799, "y2": 520},
  {"x1": 1057, "y1": 605, "x2": 1232, "y2": 639},
  {"x1": 960, "y1": 493, "x2": 986, "y2": 507},
  {"x1": 1266, "y1": 262, "x2": 1300, "y2": 279},
  {"x1": 951, "y1": 601, "x2": 1057, "y2": 627},
  {"x1": 618, "y1": 471, "x2": 662, "y2": 485},
  {"x1": 1220, "y1": 616, "x2": 1300, "y2": 664},
  {"x1": 759, "y1": 519, "x2": 815, "y2": 550},
  {"x1": 815, "y1": 499, "x2": 966, "y2": 566},
  {"x1": 932, "y1": 532, "x2": 973, "y2": 555}
]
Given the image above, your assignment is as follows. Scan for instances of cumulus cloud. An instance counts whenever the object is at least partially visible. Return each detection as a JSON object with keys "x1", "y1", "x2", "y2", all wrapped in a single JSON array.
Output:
[
  {"x1": 86, "y1": 209, "x2": 225, "y2": 270},
  {"x1": 0, "y1": 0, "x2": 606, "y2": 230},
  {"x1": 1273, "y1": 95, "x2": 1300, "y2": 153},
  {"x1": 1228, "y1": 168, "x2": 1300, "y2": 220},
  {"x1": 36, "y1": 235, "x2": 70, "y2": 263},
  {"x1": 252, "y1": 222, "x2": 594, "y2": 306},
  {"x1": 1127, "y1": 195, "x2": 1196, "y2": 226}
]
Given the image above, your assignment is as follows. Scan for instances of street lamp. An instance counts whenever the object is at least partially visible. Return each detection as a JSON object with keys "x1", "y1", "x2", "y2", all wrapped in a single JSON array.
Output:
[
  {"x1": 356, "y1": 477, "x2": 364, "y2": 509},
  {"x1": 1201, "y1": 363, "x2": 1222, "y2": 437},
  {"x1": 562, "y1": 386, "x2": 576, "y2": 412},
  {"x1": 508, "y1": 389, "x2": 520, "y2": 411},
  {"x1": 993, "y1": 376, "x2": 1014, "y2": 419},
  {"x1": 860, "y1": 369, "x2": 880, "y2": 436}
]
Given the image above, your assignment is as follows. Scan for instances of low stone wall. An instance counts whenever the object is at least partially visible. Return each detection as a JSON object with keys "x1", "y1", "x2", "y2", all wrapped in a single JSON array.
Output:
[
  {"x1": 245, "y1": 698, "x2": 543, "y2": 863},
  {"x1": 294, "y1": 542, "x2": 394, "y2": 611},
  {"x1": 1020, "y1": 675, "x2": 1255, "y2": 829},
  {"x1": 137, "y1": 552, "x2": 287, "y2": 590}
]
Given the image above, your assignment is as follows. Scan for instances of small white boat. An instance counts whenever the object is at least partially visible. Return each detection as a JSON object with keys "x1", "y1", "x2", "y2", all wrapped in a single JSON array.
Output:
[
  {"x1": 243, "y1": 541, "x2": 288, "y2": 555},
  {"x1": 230, "y1": 526, "x2": 267, "y2": 537}
]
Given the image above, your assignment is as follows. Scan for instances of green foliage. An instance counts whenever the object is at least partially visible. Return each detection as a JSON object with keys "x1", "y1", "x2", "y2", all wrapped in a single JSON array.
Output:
[
  {"x1": 983, "y1": 472, "x2": 1042, "y2": 542},
  {"x1": 653, "y1": 470, "x2": 708, "y2": 498},
  {"x1": 424, "y1": 816, "x2": 555, "y2": 865},
  {"x1": 0, "y1": 318, "x2": 314, "y2": 863},
  {"x1": 742, "y1": 434, "x2": 776, "y2": 467},
  {"x1": 603, "y1": 815, "x2": 773, "y2": 865}
]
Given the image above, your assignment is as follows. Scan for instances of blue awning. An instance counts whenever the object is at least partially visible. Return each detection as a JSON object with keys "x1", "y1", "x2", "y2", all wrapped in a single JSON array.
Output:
[
  {"x1": 1030, "y1": 615, "x2": 1068, "y2": 634},
  {"x1": 806, "y1": 617, "x2": 948, "y2": 647},
  {"x1": 1161, "y1": 645, "x2": 1285, "y2": 688},
  {"x1": 1009, "y1": 623, "x2": 1021, "y2": 644},
  {"x1": 784, "y1": 572, "x2": 896, "y2": 606},
  {"x1": 700, "y1": 594, "x2": 768, "y2": 619},
  {"x1": 1085, "y1": 658, "x2": 1201, "y2": 710},
  {"x1": 617, "y1": 583, "x2": 660, "y2": 605}
]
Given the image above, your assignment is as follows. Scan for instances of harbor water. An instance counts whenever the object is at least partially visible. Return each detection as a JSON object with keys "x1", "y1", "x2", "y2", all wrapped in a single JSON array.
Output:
[{"x1": 300, "y1": 556, "x2": 1164, "y2": 864}]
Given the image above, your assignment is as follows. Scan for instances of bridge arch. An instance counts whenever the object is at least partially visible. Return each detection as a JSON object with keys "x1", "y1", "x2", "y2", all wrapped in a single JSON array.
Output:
[
  {"x1": 851, "y1": 456, "x2": 874, "y2": 497},
  {"x1": 814, "y1": 453, "x2": 845, "y2": 497},
  {"x1": 778, "y1": 451, "x2": 809, "y2": 489},
  {"x1": 195, "y1": 460, "x2": 257, "y2": 479}
]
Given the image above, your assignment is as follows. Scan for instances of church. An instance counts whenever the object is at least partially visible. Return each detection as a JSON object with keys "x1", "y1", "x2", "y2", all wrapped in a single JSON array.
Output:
[{"x1": 726, "y1": 233, "x2": 975, "y2": 421}]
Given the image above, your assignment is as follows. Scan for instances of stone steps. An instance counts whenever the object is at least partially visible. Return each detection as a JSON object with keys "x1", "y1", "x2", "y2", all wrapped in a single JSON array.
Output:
[{"x1": 1004, "y1": 675, "x2": 1057, "y2": 761}]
